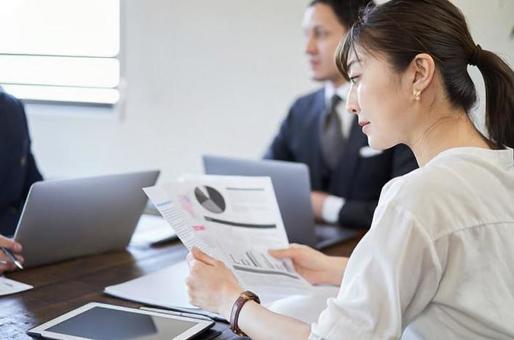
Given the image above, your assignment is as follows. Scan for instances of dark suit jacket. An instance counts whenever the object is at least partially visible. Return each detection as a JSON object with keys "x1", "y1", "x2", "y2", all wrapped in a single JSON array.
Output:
[
  {"x1": 0, "y1": 90, "x2": 43, "y2": 236},
  {"x1": 264, "y1": 88, "x2": 418, "y2": 229}
]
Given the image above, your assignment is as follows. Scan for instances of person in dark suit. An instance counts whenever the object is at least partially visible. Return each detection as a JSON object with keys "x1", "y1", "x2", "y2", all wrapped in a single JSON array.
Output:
[
  {"x1": 265, "y1": 0, "x2": 417, "y2": 229},
  {"x1": 0, "y1": 88, "x2": 43, "y2": 237}
]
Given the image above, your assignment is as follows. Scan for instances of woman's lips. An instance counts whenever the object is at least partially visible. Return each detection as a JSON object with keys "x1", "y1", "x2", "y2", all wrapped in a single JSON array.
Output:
[{"x1": 359, "y1": 121, "x2": 370, "y2": 133}]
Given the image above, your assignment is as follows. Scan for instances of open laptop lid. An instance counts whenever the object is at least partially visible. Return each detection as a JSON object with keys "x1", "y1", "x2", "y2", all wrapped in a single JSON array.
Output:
[
  {"x1": 203, "y1": 155, "x2": 318, "y2": 247},
  {"x1": 14, "y1": 170, "x2": 160, "y2": 268}
]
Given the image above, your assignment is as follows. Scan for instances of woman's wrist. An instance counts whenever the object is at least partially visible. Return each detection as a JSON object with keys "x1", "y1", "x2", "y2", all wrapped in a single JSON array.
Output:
[
  {"x1": 327, "y1": 256, "x2": 348, "y2": 285},
  {"x1": 220, "y1": 287, "x2": 244, "y2": 320},
  {"x1": 228, "y1": 290, "x2": 261, "y2": 336}
]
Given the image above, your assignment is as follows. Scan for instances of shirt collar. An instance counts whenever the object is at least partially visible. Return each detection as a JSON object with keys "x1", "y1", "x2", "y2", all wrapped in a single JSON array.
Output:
[{"x1": 324, "y1": 81, "x2": 350, "y2": 105}]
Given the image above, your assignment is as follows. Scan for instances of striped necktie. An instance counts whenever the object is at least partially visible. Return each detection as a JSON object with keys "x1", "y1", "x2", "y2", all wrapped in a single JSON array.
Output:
[{"x1": 320, "y1": 95, "x2": 344, "y2": 170}]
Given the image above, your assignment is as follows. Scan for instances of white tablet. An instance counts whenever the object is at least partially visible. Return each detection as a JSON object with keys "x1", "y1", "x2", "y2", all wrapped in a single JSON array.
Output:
[{"x1": 28, "y1": 302, "x2": 214, "y2": 340}]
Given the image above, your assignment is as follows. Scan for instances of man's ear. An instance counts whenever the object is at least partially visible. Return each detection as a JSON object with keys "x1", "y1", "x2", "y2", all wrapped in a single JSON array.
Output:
[{"x1": 411, "y1": 53, "x2": 436, "y2": 93}]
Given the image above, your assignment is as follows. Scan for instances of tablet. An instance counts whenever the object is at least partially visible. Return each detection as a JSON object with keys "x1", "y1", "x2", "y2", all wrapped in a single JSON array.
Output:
[{"x1": 28, "y1": 302, "x2": 214, "y2": 340}]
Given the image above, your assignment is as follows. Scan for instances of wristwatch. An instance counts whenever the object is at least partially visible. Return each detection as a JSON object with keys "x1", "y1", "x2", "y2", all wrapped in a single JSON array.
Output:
[{"x1": 229, "y1": 290, "x2": 261, "y2": 336}]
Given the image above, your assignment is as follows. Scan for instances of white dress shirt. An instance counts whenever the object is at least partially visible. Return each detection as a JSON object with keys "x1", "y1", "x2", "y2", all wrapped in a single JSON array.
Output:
[
  {"x1": 320, "y1": 82, "x2": 353, "y2": 223},
  {"x1": 310, "y1": 147, "x2": 514, "y2": 339}
]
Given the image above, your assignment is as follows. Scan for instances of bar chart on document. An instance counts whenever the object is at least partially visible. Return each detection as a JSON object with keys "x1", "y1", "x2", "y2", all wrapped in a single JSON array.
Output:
[
  {"x1": 223, "y1": 247, "x2": 311, "y2": 292},
  {"x1": 229, "y1": 249, "x2": 295, "y2": 275}
]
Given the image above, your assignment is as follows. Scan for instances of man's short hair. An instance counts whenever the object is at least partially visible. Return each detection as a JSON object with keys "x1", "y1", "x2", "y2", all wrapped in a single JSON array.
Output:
[{"x1": 309, "y1": 0, "x2": 375, "y2": 29}]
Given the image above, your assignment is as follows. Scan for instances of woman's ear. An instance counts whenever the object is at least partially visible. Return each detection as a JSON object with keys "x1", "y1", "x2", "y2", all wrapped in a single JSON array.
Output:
[{"x1": 411, "y1": 53, "x2": 436, "y2": 94}]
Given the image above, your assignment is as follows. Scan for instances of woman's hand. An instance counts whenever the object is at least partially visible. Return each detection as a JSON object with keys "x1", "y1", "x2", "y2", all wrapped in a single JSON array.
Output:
[
  {"x1": 0, "y1": 236, "x2": 23, "y2": 274},
  {"x1": 186, "y1": 247, "x2": 243, "y2": 319},
  {"x1": 269, "y1": 243, "x2": 347, "y2": 286}
]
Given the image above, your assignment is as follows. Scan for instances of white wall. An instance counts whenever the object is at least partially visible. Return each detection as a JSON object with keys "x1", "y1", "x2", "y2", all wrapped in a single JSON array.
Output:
[
  {"x1": 26, "y1": 0, "x2": 514, "y2": 182},
  {"x1": 27, "y1": 0, "x2": 314, "y2": 182}
]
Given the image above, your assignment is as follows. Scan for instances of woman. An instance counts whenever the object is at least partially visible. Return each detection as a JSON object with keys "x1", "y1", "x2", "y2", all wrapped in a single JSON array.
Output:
[{"x1": 186, "y1": 0, "x2": 514, "y2": 338}]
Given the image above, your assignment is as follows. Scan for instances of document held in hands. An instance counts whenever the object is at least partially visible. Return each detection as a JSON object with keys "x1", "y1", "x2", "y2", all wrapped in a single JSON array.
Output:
[{"x1": 143, "y1": 175, "x2": 312, "y2": 297}]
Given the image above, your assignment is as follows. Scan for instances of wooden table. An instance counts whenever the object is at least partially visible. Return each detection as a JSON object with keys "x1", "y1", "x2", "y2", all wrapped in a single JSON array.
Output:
[{"x1": 0, "y1": 233, "x2": 364, "y2": 339}]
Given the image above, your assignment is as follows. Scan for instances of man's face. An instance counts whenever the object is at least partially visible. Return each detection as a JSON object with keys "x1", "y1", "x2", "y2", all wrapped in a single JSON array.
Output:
[{"x1": 303, "y1": 3, "x2": 347, "y2": 85}]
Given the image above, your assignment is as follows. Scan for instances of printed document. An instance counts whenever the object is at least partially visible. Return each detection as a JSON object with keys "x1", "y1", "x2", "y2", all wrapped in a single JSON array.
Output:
[
  {"x1": 0, "y1": 276, "x2": 32, "y2": 296},
  {"x1": 143, "y1": 175, "x2": 312, "y2": 297}
]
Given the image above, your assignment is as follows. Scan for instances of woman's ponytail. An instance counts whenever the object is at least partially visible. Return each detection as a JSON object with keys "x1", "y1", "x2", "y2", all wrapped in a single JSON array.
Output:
[{"x1": 473, "y1": 47, "x2": 514, "y2": 149}]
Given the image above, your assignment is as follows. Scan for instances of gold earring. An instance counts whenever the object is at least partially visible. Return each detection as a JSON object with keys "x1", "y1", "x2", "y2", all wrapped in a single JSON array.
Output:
[{"x1": 413, "y1": 89, "x2": 421, "y2": 101}]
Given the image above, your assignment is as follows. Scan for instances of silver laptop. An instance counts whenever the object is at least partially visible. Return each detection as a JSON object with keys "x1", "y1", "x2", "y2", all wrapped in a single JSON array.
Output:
[
  {"x1": 14, "y1": 170, "x2": 160, "y2": 268},
  {"x1": 203, "y1": 155, "x2": 358, "y2": 249}
]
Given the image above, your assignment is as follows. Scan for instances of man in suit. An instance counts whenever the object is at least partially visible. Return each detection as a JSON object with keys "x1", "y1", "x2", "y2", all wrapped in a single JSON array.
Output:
[
  {"x1": 265, "y1": 0, "x2": 417, "y2": 229},
  {"x1": 0, "y1": 88, "x2": 43, "y2": 237}
]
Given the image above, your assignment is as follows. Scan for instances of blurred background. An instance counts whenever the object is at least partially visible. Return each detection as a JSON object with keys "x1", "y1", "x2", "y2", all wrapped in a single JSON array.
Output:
[{"x1": 1, "y1": 0, "x2": 513, "y2": 182}]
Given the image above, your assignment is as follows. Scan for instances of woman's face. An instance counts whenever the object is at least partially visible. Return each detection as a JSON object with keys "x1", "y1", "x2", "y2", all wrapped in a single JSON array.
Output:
[{"x1": 345, "y1": 49, "x2": 417, "y2": 150}]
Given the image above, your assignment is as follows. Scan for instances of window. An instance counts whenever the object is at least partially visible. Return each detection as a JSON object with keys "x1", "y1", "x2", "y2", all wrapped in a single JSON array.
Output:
[{"x1": 0, "y1": 0, "x2": 120, "y2": 105}]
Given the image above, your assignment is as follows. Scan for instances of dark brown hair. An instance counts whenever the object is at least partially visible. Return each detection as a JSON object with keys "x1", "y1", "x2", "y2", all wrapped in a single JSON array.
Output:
[
  {"x1": 309, "y1": 0, "x2": 375, "y2": 30},
  {"x1": 336, "y1": 0, "x2": 514, "y2": 149}
]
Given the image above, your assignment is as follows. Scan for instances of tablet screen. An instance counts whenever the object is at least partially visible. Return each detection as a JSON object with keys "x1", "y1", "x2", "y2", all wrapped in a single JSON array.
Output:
[{"x1": 45, "y1": 306, "x2": 205, "y2": 339}]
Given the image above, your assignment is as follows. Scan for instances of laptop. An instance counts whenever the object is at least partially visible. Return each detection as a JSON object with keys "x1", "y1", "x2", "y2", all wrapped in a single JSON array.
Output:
[
  {"x1": 14, "y1": 170, "x2": 160, "y2": 268},
  {"x1": 202, "y1": 155, "x2": 358, "y2": 249}
]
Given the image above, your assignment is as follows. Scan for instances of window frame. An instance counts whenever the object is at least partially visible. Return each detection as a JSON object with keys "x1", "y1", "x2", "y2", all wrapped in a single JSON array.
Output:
[{"x1": 0, "y1": 0, "x2": 122, "y2": 107}]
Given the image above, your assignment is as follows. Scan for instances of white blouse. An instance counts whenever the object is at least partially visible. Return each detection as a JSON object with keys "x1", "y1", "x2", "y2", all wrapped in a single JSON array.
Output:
[{"x1": 310, "y1": 147, "x2": 514, "y2": 339}]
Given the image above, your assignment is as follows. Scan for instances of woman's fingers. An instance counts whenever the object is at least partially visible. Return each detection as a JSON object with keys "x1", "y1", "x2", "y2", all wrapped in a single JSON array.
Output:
[
  {"x1": 269, "y1": 244, "x2": 305, "y2": 259},
  {"x1": 268, "y1": 248, "x2": 294, "y2": 259},
  {"x1": 191, "y1": 247, "x2": 217, "y2": 266}
]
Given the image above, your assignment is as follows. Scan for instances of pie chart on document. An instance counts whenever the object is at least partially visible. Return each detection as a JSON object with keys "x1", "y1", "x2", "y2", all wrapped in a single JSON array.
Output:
[{"x1": 194, "y1": 186, "x2": 226, "y2": 214}]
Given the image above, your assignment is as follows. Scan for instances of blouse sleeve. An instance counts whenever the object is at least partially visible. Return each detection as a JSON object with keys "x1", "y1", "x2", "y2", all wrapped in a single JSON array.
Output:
[{"x1": 310, "y1": 198, "x2": 444, "y2": 339}]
